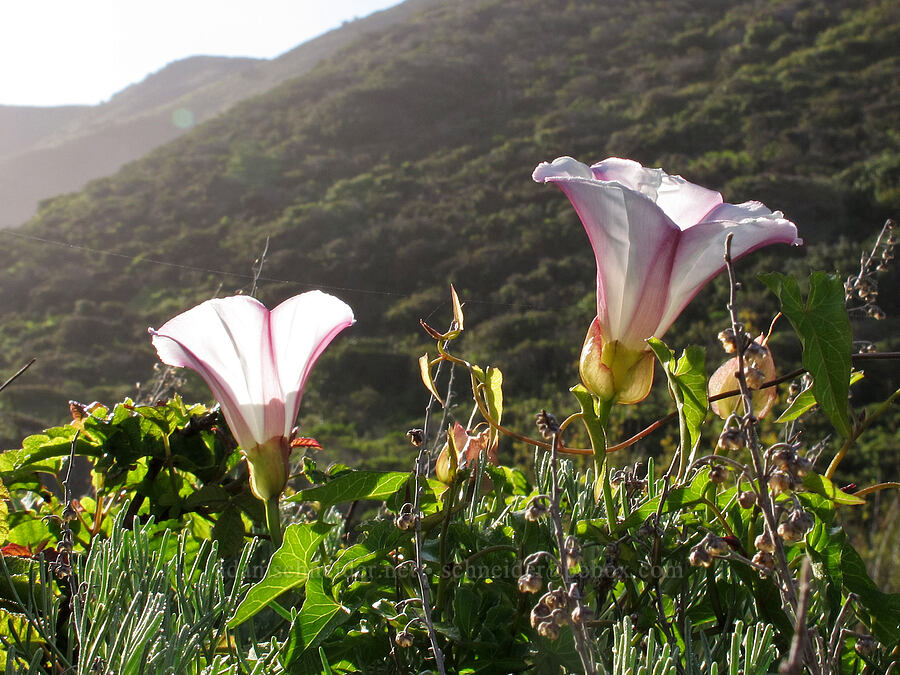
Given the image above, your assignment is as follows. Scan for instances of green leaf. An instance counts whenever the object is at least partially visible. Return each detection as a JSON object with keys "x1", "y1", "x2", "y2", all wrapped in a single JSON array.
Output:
[
  {"x1": 287, "y1": 471, "x2": 411, "y2": 509},
  {"x1": 647, "y1": 338, "x2": 708, "y2": 457},
  {"x1": 453, "y1": 585, "x2": 480, "y2": 639},
  {"x1": 776, "y1": 371, "x2": 864, "y2": 424},
  {"x1": 760, "y1": 272, "x2": 852, "y2": 436},
  {"x1": 802, "y1": 472, "x2": 865, "y2": 505},
  {"x1": 285, "y1": 569, "x2": 351, "y2": 664},
  {"x1": 211, "y1": 506, "x2": 245, "y2": 558},
  {"x1": 228, "y1": 521, "x2": 332, "y2": 627}
]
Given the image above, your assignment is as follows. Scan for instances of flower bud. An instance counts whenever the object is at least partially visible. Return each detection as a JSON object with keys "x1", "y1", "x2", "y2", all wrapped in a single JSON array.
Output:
[{"x1": 579, "y1": 319, "x2": 654, "y2": 404}]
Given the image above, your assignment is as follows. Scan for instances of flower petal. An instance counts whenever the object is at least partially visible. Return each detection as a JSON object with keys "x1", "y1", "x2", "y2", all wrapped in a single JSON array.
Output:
[
  {"x1": 539, "y1": 174, "x2": 679, "y2": 348},
  {"x1": 591, "y1": 158, "x2": 723, "y2": 229},
  {"x1": 149, "y1": 296, "x2": 281, "y2": 450},
  {"x1": 269, "y1": 290, "x2": 355, "y2": 439},
  {"x1": 655, "y1": 202, "x2": 800, "y2": 335}
]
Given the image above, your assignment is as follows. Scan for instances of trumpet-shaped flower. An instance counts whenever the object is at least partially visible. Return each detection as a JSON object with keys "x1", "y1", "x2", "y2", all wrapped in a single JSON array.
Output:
[
  {"x1": 149, "y1": 291, "x2": 354, "y2": 500},
  {"x1": 533, "y1": 157, "x2": 800, "y2": 403}
]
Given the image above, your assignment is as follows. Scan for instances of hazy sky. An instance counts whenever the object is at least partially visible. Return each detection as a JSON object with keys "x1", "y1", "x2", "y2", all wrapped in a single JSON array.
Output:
[{"x1": 0, "y1": 1, "x2": 404, "y2": 107}]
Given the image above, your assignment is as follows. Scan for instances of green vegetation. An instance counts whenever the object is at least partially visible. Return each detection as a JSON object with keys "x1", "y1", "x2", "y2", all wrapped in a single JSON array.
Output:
[{"x1": 0, "y1": 0, "x2": 897, "y2": 605}]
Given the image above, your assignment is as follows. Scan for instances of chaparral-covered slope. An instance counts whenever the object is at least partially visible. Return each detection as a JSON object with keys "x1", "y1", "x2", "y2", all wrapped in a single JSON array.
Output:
[{"x1": 0, "y1": 0, "x2": 896, "y2": 474}]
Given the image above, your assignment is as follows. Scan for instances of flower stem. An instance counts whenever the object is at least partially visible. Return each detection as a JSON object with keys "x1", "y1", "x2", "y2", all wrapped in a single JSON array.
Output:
[{"x1": 265, "y1": 496, "x2": 283, "y2": 549}]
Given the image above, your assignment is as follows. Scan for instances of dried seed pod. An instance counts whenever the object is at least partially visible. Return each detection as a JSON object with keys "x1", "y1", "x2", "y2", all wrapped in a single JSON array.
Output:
[
  {"x1": 551, "y1": 607, "x2": 569, "y2": 627},
  {"x1": 564, "y1": 535, "x2": 581, "y2": 555},
  {"x1": 708, "y1": 465, "x2": 728, "y2": 484},
  {"x1": 777, "y1": 520, "x2": 804, "y2": 543},
  {"x1": 717, "y1": 328, "x2": 738, "y2": 354},
  {"x1": 788, "y1": 381, "x2": 802, "y2": 397},
  {"x1": 755, "y1": 531, "x2": 776, "y2": 553},
  {"x1": 705, "y1": 536, "x2": 730, "y2": 557},
  {"x1": 406, "y1": 428, "x2": 424, "y2": 447},
  {"x1": 771, "y1": 448, "x2": 796, "y2": 470},
  {"x1": 395, "y1": 630, "x2": 415, "y2": 648},
  {"x1": 737, "y1": 490, "x2": 757, "y2": 509},
  {"x1": 744, "y1": 366, "x2": 766, "y2": 389},
  {"x1": 565, "y1": 552, "x2": 583, "y2": 571},
  {"x1": 744, "y1": 341, "x2": 769, "y2": 365},
  {"x1": 792, "y1": 456, "x2": 813, "y2": 476},
  {"x1": 689, "y1": 546, "x2": 712, "y2": 568},
  {"x1": 789, "y1": 509, "x2": 814, "y2": 532},
  {"x1": 752, "y1": 550, "x2": 775, "y2": 574},
  {"x1": 535, "y1": 410, "x2": 560, "y2": 438},
  {"x1": 769, "y1": 470, "x2": 793, "y2": 495},
  {"x1": 855, "y1": 635, "x2": 876, "y2": 656},
  {"x1": 530, "y1": 603, "x2": 551, "y2": 629},
  {"x1": 394, "y1": 512, "x2": 416, "y2": 531},
  {"x1": 524, "y1": 503, "x2": 547, "y2": 522},
  {"x1": 537, "y1": 620, "x2": 560, "y2": 640},
  {"x1": 717, "y1": 428, "x2": 745, "y2": 451},
  {"x1": 571, "y1": 605, "x2": 594, "y2": 625},
  {"x1": 518, "y1": 573, "x2": 543, "y2": 594}
]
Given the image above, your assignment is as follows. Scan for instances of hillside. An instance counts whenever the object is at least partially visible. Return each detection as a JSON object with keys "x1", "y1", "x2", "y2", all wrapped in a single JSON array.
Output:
[
  {"x1": 0, "y1": 0, "x2": 897, "y2": 482},
  {"x1": 0, "y1": 0, "x2": 433, "y2": 228}
]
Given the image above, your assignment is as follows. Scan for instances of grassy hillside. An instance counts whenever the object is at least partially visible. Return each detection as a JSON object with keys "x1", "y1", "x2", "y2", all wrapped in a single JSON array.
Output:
[{"x1": 0, "y1": 0, "x2": 896, "y2": 485}]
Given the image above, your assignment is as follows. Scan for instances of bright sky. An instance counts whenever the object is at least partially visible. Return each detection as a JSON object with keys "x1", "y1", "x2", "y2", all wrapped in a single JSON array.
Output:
[{"x1": 0, "y1": 1, "x2": 404, "y2": 107}]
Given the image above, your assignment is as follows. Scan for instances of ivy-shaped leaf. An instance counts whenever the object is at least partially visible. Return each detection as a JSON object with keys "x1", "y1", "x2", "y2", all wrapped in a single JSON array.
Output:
[
  {"x1": 647, "y1": 338, "x2": 708, "y2": 458},
  {"x1": 228, "y1": 521, "x2": 332, "y2": 627},
  {"x1": 285, "y1": 568, "x2": 351, "y2": 664},
  {"x1": 760, "y1": 272, "x2": 852, "y2": 436},
  {"x1": 287, "y1": 471, "x2": 410, "y2": 509}
]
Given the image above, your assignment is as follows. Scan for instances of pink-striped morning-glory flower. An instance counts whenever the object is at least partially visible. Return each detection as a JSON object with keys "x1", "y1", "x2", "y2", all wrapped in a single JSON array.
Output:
[
  {"x1": 149, "y1": 291, "x2": 355, "y2": 500},
  {"x1": 533, "y1": 157, "x2": 800, "y2": 404}
]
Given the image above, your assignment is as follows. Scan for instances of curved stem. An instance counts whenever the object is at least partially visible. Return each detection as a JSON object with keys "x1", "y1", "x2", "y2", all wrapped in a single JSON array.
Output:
[
  {"x1": 265, "y1": 496, "x2": 283, "y2": 549},
  {"x1": 853, "y1": 482, "x2": 900, "y2": 498}
]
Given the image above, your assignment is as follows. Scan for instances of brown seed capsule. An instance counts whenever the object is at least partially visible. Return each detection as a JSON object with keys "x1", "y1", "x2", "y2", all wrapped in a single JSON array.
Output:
[
  {"x1": 792, "y1": 456, "x2": 813, "y2": 476},
  {"x1": 717, "y1": 428, "x2": 745, "y2": 451},
  {"x1": 538, "y1": 620, "x2": 560, "y2": 640},
  {"x1": 530, "y1": 603, "x2": 551, "y2": 629},
  {"x1": 769, "y1": 470, "x2": 793, "y2": 495},
  {"x1": 744, "y1": 341, "x2": 769, "y2": 365},
  {"x1": 777, "y1": 521, "x2": 804, "y2": 543},
  {"x1": 518, "y1": 573, "x2": 543, "y2": 594},
  {"x1": 395, "y1": 630, "x2": 414, "y2": 648},
  {"x1": 755, "y1": 531, "x2": 776, "y2": 553},
  {"x1": 571, "y1": 605, "x2": 594, "y2": 625},
  {"x1": 406, "y1": 428, "x2": 424, "y2": 447},
  {"x1": 718, "y1": 328, "x2": 738, "y2": 354},
  {"x1": 855, "y1": 635, "x2": 876, "y2": 656},
  {"x1": 394, "y1": 513, "x2": 416, "y2": 531},
  {"x1": 551, "y1": 607, "x2": 569, "y2": 627},
  {"x1": 524, "y1": 503, "x2": 547, "y2": 522},
  {"x1": 565, "y1": 552, "x2": 583, "y2": 571},
  {"x1": 744, "y1": 366, "x2": 766, "y2": 390},
  {"x1": 737, "y1": 490, "x2": 757, "y2": 509},
  {"x1": 752, "y1": 550, "x2": 775, "y2": 574},
  {"x1": 771, "y1": 448, "x2": 796, "y2": 471},
  {"x1": 689, "y1": 547, "x2": 712, "y2": 568},
  {"x1": 789, "y1": 509, "x2": 814, "y2": 532},
  {"x1": 705, "y1": 536, "x2": 730, "y2": 557},
  {"x1": 708, "y1": 465, "x2": 728, "y2": 484}
]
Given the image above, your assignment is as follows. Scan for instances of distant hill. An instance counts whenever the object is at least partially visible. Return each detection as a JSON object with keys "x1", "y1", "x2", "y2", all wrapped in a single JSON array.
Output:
[
  {"x1": 0, "y1": 0, "x2": 896, "y2": 471},
  {"x1": 0, "y1": 0, "x2": 433, "y2": 228}
]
